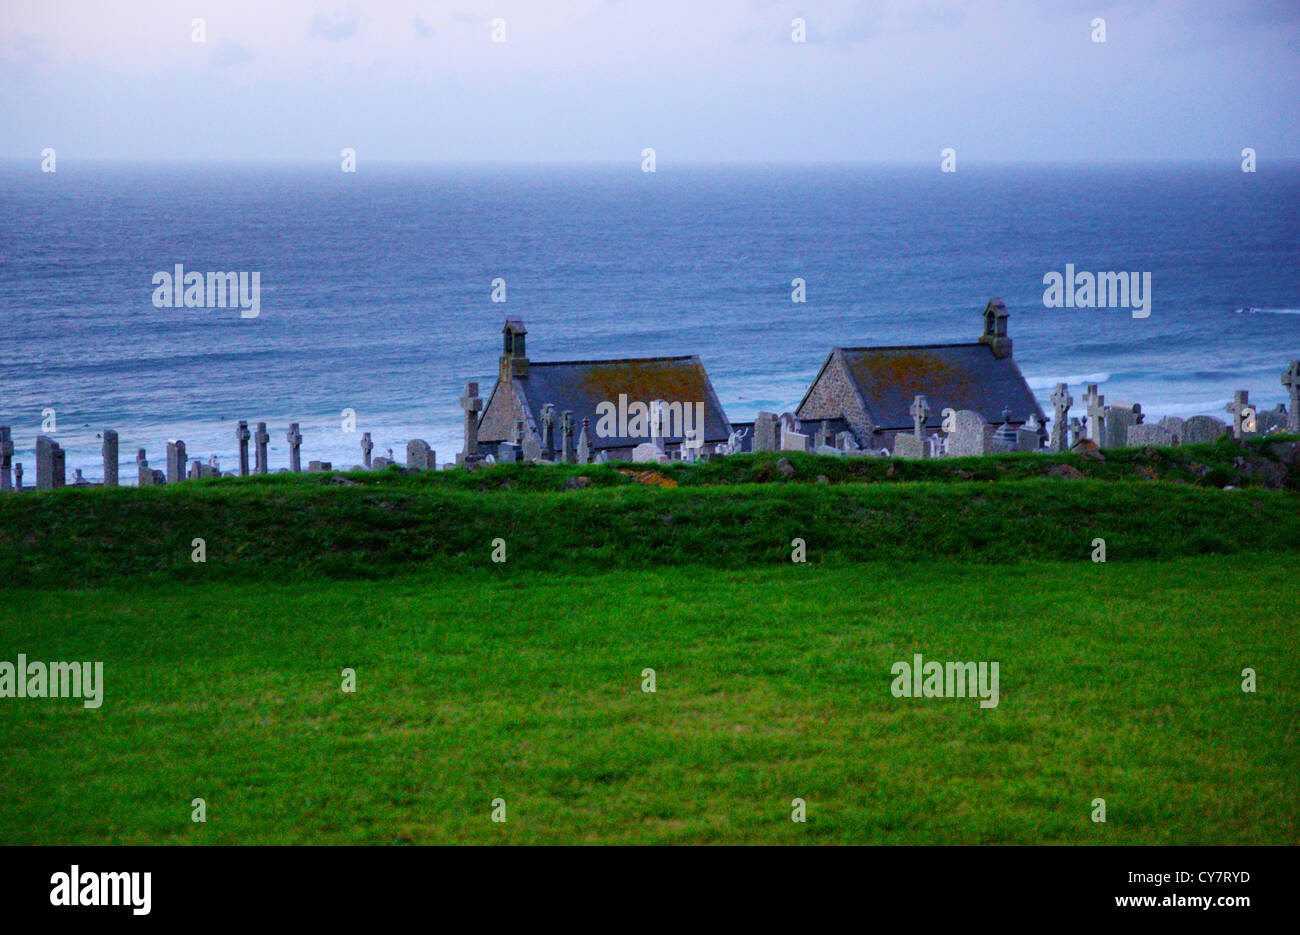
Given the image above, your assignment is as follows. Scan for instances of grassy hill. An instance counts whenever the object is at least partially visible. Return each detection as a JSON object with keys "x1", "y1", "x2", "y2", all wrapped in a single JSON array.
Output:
[{"x1": 1, "y1": 439, "x2": 1296, "y2": 845}]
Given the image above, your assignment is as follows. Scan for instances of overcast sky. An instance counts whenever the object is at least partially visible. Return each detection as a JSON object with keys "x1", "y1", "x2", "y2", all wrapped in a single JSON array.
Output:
[{"x1": 2, "y1": 0, "x2": 1297, "y2": 163}]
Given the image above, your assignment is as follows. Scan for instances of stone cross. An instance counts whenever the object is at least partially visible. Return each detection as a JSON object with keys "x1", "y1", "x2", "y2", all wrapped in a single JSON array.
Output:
[
  {"x1": 1282, "y1": 361, "x2": 1300, "y2": 433},
  {"x1": 460, "y1": 382, "x2": 483, "y2": 460},
  {"x1": 237, "y1": 420, "x2": 251, "y2": 476},
  {"x1": 540, "y1": 404, "x2": 556, "y2": 454},
  {"x1": 166, "y1": 439, "x2": 187, "y2": 484},
  {"x1": 101, "y1": 429, "x2": 118, "y2": 487},
  {"x1": 0, "y1": 426, "x2": 13, "y2": 491},
  {"x1": 1068, "y1": 416, "x2": 1083, "y2": 448},
  {"x1": 361, "y1": 431, "x2": 373, "y2": 469},
  {"x1": 286, "y1": 423, "x2": 303, "y2": 472},
  {"x1": 576, "y1": 417, "x2": 591, "y2": 464},
  {"x1": 560, "y1": 410, "x2": 575, "y2": 463},
  {"x1": 909, "y1": 395, "x2": 930, "y2": 438},
  {"x1": 35, "y1": 436, "x2": 65, "y2": 490},
  {"x1": 1226, "y1": 390, "x2": 1251, "y2": 438},
  {"x1": 1049, "y1": 383, "x2": 1072, "y2": 452},
  {"x1": 1083, "y1": 384, "x2": 1105, "y2": 444},
  {"x1": 814, "y1": 421, "x2": 829, "y2": 449},
  {"x1": 254, "y1": 422, "x2": 270, "y2": 474}
]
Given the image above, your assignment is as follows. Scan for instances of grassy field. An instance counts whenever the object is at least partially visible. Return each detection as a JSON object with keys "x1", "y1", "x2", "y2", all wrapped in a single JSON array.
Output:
[
  {"x1": 1, "y1": 556, "x2": 1296, "y2": 845},
  {"x1": 1, "y1": 444, "x2": 1297, "y2": 844}
]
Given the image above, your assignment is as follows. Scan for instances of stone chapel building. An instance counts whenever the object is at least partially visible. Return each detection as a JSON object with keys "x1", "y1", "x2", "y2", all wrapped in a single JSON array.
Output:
[
  {"x1": 475, "y1": 319, "x2": 734, "y2": 461},
  {"x1": 794, "y1": 300, "x2": 1046, "y2": 450}
]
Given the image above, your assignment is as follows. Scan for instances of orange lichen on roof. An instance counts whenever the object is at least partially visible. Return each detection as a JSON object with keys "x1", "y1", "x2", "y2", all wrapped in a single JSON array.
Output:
[
  {"x1": 848, "y1": 351, "x2": 978, "y2": 403},
  {"x1": 575, "y1": 359, "x2": 707, "y2": 402}
]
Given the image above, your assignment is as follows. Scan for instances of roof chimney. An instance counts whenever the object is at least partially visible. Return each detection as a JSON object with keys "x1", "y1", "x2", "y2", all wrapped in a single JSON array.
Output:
[
  {"x1": 980, "y1": 299, "x2": 1012, "y2": 358},
  {"x1": 500, "y1": 318, "x2": 529, "y2": 380}
]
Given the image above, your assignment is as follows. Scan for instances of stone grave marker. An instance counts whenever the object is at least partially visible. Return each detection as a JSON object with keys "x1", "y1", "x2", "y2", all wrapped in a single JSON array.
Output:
[{"x1": 101, "y1": 429, "x2": 118, "y2": 487}]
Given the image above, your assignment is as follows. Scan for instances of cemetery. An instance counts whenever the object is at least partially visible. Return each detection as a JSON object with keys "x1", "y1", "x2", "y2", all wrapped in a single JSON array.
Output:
[
  {"x1": 1, "y1": 302, "x2": 1297, "y2": 847},
  {"x1": 1, "y1": 308, "x2": 1297, "y2": 490}
]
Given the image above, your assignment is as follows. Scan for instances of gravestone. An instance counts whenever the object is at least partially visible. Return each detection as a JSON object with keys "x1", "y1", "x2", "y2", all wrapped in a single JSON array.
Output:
[
  {"x1": 754, "y1": 412, "x2": 777, "y2": 452},
  {"x1": 286, "y1": 423, "x2": 303, "y2": 472},
  {"x1": 1049, "y1": 383, "x2": 1072, "y2": 453},
  {"x1": 72, "y1": 469, "x2": 88, "y2": 486},
  {"x1": 1226, "y1": 390, "x2": 1253, "y2": 438},
  {"x1": 406, "y1": 439, "x2": 434, "y2": 471},
  {"x1": 101, "y1": 429, "x2": 118, "y2": 487},
  {"x1": 559, "y1": 410, "x2": 574, "y2": 463},
  {"x1": 1127, "y1": 423, "x2": 1175, "y2": 447},
  {"x1": 814, "y1": 421, "x2": 829, "y2": 449},
  {"x1": 497, "y1": 442, "x2": 520, "y2": 463},
  {"x1": 1103, "y1": 403, "x2": 1142, "y2": 449},
  {"x1": 1068, "y1": 416, "x2": 1083, "y2": 448},
  {"x1": 13, "y1": 462, "x2": 22, "y2": 490},
  {"x1": 372, "y1": 456, "x2": 394, "y2": 470},
  {"x1": 893, "y1": 435, "x2": 925, "y2": 459},
  {"x1": 945, "y1": 410, "x2": 991, "y2": 457},
  {"x1": 254, "y1": 423, "x2": 270, "y2": 474},
  {"x1": 0, "y1": 426, "x2": 12, "y2": 491},
  {"x1": 576, "y1": 418, "x2": 591, "y2": 464},
  {"x1": 307, "y1": 460, "x2": 332, "y2": 472},
  {"x1": 521, "y1": 429, "x2": 541, "y2": 462},
  {"x1": 459, "y1": 382, "x2": 484, "y2": 464},
  {"x1": 836, "y1": 431, "x2": 857, "y2": 452},
  {"x1": 137, "y1": 448, "x2": 162, "y2": 487},
  {"x1": 361, "y1": 432, "x2": 373, "y2": 469},
  {"x1": 649, "y1": 400, "x2": 667, "y2": 448},
  {"x1": 992, "y1": 409, "x2": 1018, "y2": 452},
  {"x1": 166, "y1": 439, "x2": 187, "y2": 483},
  {"x1": 631, "y1": 442, "x2": 668, "y2": 464},
  {"x1": 1157, "y1": 416, "x2": 1187, "y2": 445},
  {"x1": 539, "y1": 404, "x2": 556, "y2": 456},
  {"x1": 1184, "y1": 415, "x2": 1229, "y2": 443},
  {"x1": 35, "y1": 435, "x2": 65, "y2": 490},
  {"x1": 781, "y1": 428, "x2": 809, "y2": 452},
  {"x1": 1083, "y1": 385, "x2": 1105, "y2": 445},
  {"x1": 1283, "y1": 361, "x2": 1300, "y2": 433},
  {"x1": 1016, "y1": 426, "x2": 1041, "y2": 452},
  {"x1": 237, "y1": 420, "x2": 251, "y2": 476}
]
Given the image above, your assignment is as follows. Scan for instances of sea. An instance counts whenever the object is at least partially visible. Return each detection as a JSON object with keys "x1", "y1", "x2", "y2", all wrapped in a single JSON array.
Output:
[{"x1": 2, "y1": 161, "x2": 1297, "y2": 482}]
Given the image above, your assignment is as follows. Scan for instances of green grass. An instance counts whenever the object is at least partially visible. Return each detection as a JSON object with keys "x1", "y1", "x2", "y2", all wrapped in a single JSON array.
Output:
[
  {"x1": 2, "y1": 445, "x2": 1296, "y2": 844},
  {"x1": 2, "y1": 462, "x2": 1299, "y2": 588},
  {"x1": 1, "y1": 557, "x2": 1296, "y2": 845}
]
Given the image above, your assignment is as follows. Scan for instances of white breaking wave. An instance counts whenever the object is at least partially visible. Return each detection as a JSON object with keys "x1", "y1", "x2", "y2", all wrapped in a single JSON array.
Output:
[
  {"x1": 1025, "y1": 372, "x2": 1111, "y2": 390},
  {"x1": 1234, "y1": 307, "x2": 1300, "y2": 315}
]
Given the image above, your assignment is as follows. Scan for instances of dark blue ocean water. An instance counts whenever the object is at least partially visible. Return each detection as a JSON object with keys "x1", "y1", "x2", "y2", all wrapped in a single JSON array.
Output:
[{"x1": 2, "y1": 161, "x2": 1298, "y2": 480}]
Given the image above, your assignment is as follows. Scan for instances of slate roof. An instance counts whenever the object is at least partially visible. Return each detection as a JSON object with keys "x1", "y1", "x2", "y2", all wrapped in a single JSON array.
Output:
[
  {"x1": 512, "y1": 356, "x2": 732, "y2": 449},
  {"x1": 831, "y1": 343, "x2": 1045, "y2": 431}
]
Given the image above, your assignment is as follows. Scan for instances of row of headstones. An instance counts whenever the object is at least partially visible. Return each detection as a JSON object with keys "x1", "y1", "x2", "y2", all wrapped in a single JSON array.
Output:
[
  {"x1": 1052, "y1": 375, "x2": 1298, "y2": 452},
  {"x1": 486, "y1": 397, "x2": 707, "y2": 466},
  {"x1": 0, "y1": 420, "x2": 441, "y2": 492}
]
